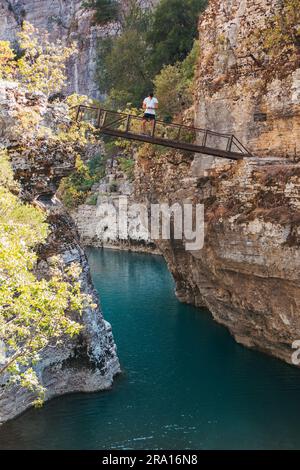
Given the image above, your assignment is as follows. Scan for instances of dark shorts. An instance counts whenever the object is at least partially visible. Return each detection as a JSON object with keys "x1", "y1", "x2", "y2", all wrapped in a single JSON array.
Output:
[{"x1": 143, "y1": 113, "x2": 156, "y2": 121}]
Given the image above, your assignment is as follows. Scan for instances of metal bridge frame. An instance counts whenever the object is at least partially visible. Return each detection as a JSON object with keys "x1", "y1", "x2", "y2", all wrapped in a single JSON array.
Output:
[{"x1": 75, "y1": 105, "x2": 252, "y2": 160}]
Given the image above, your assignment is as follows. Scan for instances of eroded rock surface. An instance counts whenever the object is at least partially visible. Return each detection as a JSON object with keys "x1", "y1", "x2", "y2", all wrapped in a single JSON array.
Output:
[{"x1": 0, "y1": 81, "x2": 120, "y2": 424}]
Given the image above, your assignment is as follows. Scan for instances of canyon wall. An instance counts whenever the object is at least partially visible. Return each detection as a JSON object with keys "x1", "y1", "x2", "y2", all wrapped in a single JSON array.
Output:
[
  {"x1": 133, "y1": 0, "x2": 300, "y2": 365},
  {"x1": 71, "y1": 157, "x2": 158, "y2": 253},
  {"x1": 0, "y1": 0, "x2": 158, "y2": 98},
  {"x1": 0, "y1": 81, "x2": 120, "y2": 424}
]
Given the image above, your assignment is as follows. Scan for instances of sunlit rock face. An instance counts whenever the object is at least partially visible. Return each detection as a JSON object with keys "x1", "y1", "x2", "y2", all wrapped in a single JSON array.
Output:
[
  {"x1": 194, "y1": 0, "x2": 300, "y2": 165},
  {"x1": 0, "y1": 81, "x2": 120, "y2": 424},
  {"x1": 132, "y1": 0, "x2": 300, "y2": 365}
]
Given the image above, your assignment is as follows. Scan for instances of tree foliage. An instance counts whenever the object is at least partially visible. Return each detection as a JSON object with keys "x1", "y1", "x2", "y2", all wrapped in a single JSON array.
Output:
[
  {"x1": 260, "y1": 0, "x2": 300, "y2": 59},
  {"x1": 153, "y1": 41, "x2": 199, "y2": 118},
  {"x1": 0, "y1": 41, "x2": 16, "y2": 80},
  {"x1": 83, "y1": 0, "x2": 119, "y2": 25},
  {"x1": 0, "y1": 22, "x2": 77, "y2": 97},
  {"x1": 58, "y1": 154, "x2": 107, "y2": 208}
]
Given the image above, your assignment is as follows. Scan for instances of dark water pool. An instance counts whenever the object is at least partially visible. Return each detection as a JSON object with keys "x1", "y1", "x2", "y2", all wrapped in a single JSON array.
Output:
[{"x1": 1, "y1": 248, "x2": 300, "y2": 449}]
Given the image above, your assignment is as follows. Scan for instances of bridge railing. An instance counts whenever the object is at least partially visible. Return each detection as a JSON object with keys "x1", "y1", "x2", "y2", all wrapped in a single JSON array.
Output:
[{"x1": 75, "y1": 105, "x2": 251, "y2": 157}]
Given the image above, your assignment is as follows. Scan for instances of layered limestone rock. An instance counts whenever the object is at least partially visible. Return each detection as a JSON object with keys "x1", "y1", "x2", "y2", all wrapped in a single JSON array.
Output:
[
  {"x1": 194, "y1": 0, "x2": 300, "y2": 170},
  {"x1": 72, "y1": 158, "x2": 158, "y2": 252},
  {"x1": 0, "y1": 81, "x2": 120, "y2": 424},
  {"x1": 134, "y1": 147, "x2": 300, "y2": 365}
]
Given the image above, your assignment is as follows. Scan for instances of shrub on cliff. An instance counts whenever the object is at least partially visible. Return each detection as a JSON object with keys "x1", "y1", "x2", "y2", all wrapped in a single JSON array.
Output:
[
  {"x1": 0, "y1": 151, "x2": 91, "y2": 406},
  {"x1": 58, "y1": 154, "x2": 107, "y2": 209}
]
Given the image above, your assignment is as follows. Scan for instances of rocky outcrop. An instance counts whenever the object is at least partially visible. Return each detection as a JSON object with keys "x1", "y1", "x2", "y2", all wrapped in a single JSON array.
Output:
[
  {"x1": 194, "y1": 0, "x2": 300, "y2": 169},
  {"x1": 134, "y1": 146, "x2": 300, "y2": 365},
  {"x1": 0, "y1": 80, "x2": 120, "y2": 424}
]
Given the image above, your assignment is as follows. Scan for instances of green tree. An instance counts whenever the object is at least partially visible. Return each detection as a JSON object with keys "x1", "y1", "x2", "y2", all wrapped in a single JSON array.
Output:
[
  {"x1": 17, "y1": 22, "x2": 77, "y2": 96},
  {"x1": 96, "y1": 1, "x2": 152, "y2": 108}
]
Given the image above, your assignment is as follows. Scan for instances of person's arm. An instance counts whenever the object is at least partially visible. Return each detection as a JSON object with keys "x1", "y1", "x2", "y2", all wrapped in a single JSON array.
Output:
[{"x1": 142, "y1": 99, "x2": 147, "y2": 110}]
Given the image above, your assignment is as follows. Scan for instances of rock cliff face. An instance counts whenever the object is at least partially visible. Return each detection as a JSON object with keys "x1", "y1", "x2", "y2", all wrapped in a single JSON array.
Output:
[
  {"x1": 0, "y1": 81, "x2": 120, "y2": 424},
  {"x1": 133, "y1": 0, "x2": 300, "y2": 365},
  {"x1": 194, "y1": 0, "x2": 300, "y2": 170}
]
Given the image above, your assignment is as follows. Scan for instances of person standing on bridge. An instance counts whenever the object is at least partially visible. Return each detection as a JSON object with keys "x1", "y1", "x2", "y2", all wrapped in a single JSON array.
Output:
[{"x1": 142, "y1": 92, "x2": 158, "y2": 135}]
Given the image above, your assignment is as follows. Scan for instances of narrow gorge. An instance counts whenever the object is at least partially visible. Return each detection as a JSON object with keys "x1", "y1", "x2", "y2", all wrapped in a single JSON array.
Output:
[{"x1": 0, "y1": 0, "x2": 300, "y2": 451}]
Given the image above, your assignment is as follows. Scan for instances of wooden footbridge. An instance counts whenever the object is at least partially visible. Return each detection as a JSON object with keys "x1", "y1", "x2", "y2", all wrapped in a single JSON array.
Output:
[{"x1": 75, "y1": 105, "x2": 252, "y2": 160}]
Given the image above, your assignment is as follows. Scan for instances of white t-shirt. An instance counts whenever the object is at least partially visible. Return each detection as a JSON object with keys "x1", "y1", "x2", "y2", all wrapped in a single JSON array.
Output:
[{"x1": 143, "y1": 97, "x2": 158, "y2": 115}]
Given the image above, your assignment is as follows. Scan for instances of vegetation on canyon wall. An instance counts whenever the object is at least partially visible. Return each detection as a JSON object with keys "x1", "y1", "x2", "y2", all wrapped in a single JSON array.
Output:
[
  {"x1": 0, "y1": 24, "x2": 95, "y2": 403},
  {"x1": 58, "y1": 154, "x2": 107, "y2": 208},
  {"x1": 245, "y1": 0, "x2": 300, "y2": 82},
  {"x1": 0, "y1": 22, "x2": 77, "y2": 96}
]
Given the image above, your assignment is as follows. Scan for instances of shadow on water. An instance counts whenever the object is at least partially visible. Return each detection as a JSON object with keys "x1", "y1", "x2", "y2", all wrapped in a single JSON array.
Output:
[{"x1": 1, "y1": 248, "x2": 300, "y2": 450}]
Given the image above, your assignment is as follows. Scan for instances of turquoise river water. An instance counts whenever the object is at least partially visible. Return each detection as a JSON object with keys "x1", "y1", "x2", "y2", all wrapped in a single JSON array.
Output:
[{"x1": 1, "y1": 248, "x2": 300, "y2": 449}]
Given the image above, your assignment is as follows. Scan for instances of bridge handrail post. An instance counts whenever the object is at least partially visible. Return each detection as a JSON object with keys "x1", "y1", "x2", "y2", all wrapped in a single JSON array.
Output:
[
  {"x1": 96, "y1": 107, "x2": 102, "y2": 128},
  {"x1": 227, "y1": 135, "x2": 234, "y2": 152},
  {"x1": 202, "y1": 130, "x2": 208, "y2": 147},
  {"x1": 75, "y1": 106, "x2": 81, "y2": 122},
  {"x1": 151, "y1": 120, "x2": 156, "y2": 138},
  {"x1": 102, "y1": 110, "x2": 107, "y2": 128}
]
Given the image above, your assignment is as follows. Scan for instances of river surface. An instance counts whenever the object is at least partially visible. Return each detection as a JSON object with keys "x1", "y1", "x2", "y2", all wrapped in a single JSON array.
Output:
[{"x1": 1, "y1": 248, "x2": 300, "y2": 449}]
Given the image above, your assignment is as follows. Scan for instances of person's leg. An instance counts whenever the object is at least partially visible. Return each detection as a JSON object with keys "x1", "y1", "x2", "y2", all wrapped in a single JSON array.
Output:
[{"x1": 142, "y1": 116, "x2": 147, "y2": 134}]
